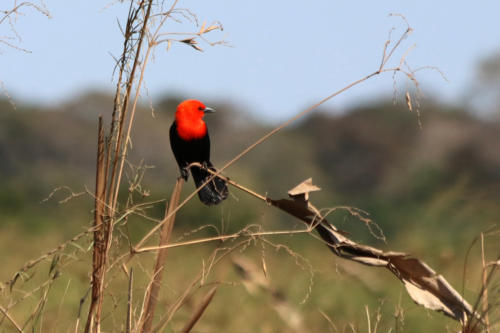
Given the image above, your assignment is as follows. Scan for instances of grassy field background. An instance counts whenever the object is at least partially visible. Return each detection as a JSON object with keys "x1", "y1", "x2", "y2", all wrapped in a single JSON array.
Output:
[{"x1": 1, "y1": 94, "x2": 499, "y2": 331}]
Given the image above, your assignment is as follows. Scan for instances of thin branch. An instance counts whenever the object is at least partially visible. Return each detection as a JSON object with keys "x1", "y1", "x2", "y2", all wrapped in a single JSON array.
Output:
[
  {"x1": 481, "y1": 233, "x2": 490, "y2": 333},
  {"x1": 126, "y1": 268, "x2": 133, "y2": 333},
  {"x1": 135, "y1": 228, "x2": 312, "y2": 253},
  {"x1": 179, "y1": 286, "x2": 218, "y2": 333},
  {"x1": 0, "y1": 305, "x2": 24, "y2": 333},
  {"x1": 139, "y1": 178, "x2": 184, "y2": 332}
]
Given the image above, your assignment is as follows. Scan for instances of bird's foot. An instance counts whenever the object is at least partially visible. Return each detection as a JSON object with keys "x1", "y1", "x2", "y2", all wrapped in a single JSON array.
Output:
[{"x1": 180, "y1": 167, "x2": 189, "y2": 180}]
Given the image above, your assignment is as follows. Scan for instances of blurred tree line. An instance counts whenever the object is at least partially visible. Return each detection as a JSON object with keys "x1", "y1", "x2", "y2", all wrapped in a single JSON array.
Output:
[{"x1": 1, "y1": 87, "x2": 499, "y2": 256}]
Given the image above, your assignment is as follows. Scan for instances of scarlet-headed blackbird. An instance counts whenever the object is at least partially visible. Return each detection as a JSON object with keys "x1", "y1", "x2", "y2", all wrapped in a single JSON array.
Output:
[{"x1": 169, "y1": 99, "x2": 228, "y2": 205}]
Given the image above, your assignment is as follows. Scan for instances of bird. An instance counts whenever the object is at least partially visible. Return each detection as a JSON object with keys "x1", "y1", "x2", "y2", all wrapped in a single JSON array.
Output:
[{"x1": 169, "y1": 99, "x2": 228, "y2": 206}]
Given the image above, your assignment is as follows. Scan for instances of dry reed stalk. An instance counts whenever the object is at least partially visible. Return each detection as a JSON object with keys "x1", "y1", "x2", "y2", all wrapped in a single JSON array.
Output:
[
  {"x1": 108, "y1": 0, "x2": 155, "y2": 215},
  {"x1": 139, "y1": 178, "x2": 184, "y2": 333},
  {"x1": 150, "y1": 276, "x2": 201, "y2": 333},
  {"x1": 126, "y1": 268, "x2": 134, "y2": 333},
  {"x1": 85, "y1": 117, "x2": 108, "y2": 333},
  {"x1": 462, "y1": 230, "x2": 499, "y2": 333},
  {"x1": 83, "y1": 2, "x2": 157, "y2": 331},
  {"x1": 481, "y1": 233, "x2": 490, "y2": 333},
  {"x1": 179, "y1": 286, "x2": 218, "y2": 333},
  {"x1": 103, "y1": 0, "x2": 137, "y2": 204},
  {"x1": 0, "y1": 305, "x2": 23, "y2": 333},
  {"x1": 108, "y1": 0, "x2": 153, "y2": 216}
]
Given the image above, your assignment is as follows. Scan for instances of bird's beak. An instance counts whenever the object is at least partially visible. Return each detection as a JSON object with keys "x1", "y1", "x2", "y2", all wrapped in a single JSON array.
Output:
[{"x1": 204, "y1": 107, "x2": 215, "y2": 114}]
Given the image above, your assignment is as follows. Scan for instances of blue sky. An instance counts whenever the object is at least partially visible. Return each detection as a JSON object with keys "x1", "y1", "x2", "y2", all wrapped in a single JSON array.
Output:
[{"x1": 2, "y1": 1, "x2": 500, "y2": 121}]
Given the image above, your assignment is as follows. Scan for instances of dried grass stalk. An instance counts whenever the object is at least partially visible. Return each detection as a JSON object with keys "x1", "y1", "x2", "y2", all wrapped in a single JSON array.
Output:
[
  {"x1": 85, "y1": 117, "x2": 108, "y2": 333},
  {"x1": 139, "y1": 178, "x2": 184, "y2": 332},
  {"x1": 179, "y1": 286, "x2": 218, "y2": 333}
]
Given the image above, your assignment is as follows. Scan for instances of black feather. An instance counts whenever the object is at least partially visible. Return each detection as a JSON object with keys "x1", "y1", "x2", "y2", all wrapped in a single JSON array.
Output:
[
  {"x1": 169, "y1": 121, "x2": 228, "y2": 206},
  {"x1": 191, "y1": 164, "x2": 228, "y2": 205}
]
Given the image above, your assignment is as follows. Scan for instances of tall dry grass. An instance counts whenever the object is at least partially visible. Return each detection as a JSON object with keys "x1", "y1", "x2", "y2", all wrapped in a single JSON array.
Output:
[{"x1": 0, "y1": 1, "x2": 497, "y2": 332}]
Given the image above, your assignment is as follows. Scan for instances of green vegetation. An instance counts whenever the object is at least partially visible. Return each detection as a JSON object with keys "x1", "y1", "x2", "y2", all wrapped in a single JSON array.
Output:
[{"x1": 0, "y1": 93, "x2": 498, "y2": 331}]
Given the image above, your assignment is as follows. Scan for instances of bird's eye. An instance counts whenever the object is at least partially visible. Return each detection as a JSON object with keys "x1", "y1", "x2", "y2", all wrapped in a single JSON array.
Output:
[{"x1": 198, "y1": 106, "x2": 204, "y2": 111}]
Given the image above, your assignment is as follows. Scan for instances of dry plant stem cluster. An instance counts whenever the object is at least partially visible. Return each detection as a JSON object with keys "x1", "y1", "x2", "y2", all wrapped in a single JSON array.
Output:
[
  {"x1": 481, "y1": 233, "x2": 490, "y2": 332},
  {"x1": 83, "y1": 1, "x2": 227, "y2": 332},
  {"x1": 461, "y1": 230, "x2": 500, "y2": 333},
  {"x1": 85, "y1": 1, "x2": 156, "y2": 331},
  {"x1": 84, "y1": 117, "x2": 107, "y2": 333},
  {"x1": 0, "y1": 1, "x2": 50, "y2": 52}
]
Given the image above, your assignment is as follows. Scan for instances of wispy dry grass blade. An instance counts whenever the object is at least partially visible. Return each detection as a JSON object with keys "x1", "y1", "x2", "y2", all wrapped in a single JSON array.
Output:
[
  {"x1": 126, "y1": 268, "x2": 133, "y2": 333},
  {"x1": 179, "y1": 286, "x2": 218, "y2": 333},
  {"x1": 5, "y1": 228, "x2": 92, "y2": 290},
  {"x1": 0, "y1": 305, "x2": 23, "y2": 333},
  {"x1": 481, "y1": 233, "x2": 491, "y2": 333},
  {"x1": 462, "y1": 228, "x2": 500, "y2": 333},
  {"x1": 232, "y1": 256, "x2": 306, "y2": 332},
  {"x1": 151, "y1": 273, "x2": 202, "y2": 333}
]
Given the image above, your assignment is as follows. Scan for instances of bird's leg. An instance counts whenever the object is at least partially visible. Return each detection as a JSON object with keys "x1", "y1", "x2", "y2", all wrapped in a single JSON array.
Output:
[
  {"x1": 180, "y1": 167, "x2": 189, "y2": 180},
  {"x1": 200, "y1": 162, "x2": 215, "y2": 185}
]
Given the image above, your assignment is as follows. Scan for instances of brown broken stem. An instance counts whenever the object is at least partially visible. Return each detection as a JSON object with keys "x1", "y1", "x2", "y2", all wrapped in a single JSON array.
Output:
[
  {"x1": 85, "y1": 117, "x2": 108, "y2": 333},
  {"x1": 179, "y1": 286, "x2": 218, "y2": 333},
  {"x1": 139, "y1": 177, "x2": 184, "y2": 333},
  {"x1": 125, "y1": 268, "x2": 133, "y2": 333},
  {"x1": 0, "y1": 305, "x2": 23, "y2": 333},
  {"x1": 481, "y1": 233, "x2": 490, "y2": 333}
]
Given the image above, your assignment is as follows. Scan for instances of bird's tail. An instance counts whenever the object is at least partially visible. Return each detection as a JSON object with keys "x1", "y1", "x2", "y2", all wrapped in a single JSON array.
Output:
[{"x1": 191, "y1": 164, "x2": 228, "y2": 206}]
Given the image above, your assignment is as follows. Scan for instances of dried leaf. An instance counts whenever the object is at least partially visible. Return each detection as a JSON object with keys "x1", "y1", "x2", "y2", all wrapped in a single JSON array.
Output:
[
  {"x1": 261, "y1": 256, "x2": 268, "y2": 279},
  {"x1": 406, "y1": 91, "x2": 413, "y2": 112},
  {"x1": 204, "y1": 24, "x2": 220, "y2": 33},
  {"x1": 180, "y1": 38, "x2": 203, "y2": 52},
  {"x1": 199, "y1": 21, "x2": 206, "y2": 34},
  {"x1": 49, "y1": 254, "x2": 60, "y2": 277},
  {"x1": 191, "y1": 44, "x2": 203, "y2": 52},
  {"x1": 232, "y1": 256, "x2": 269, "y2": 294},
  {"x1": 288, "y1": 178, "x2": 321, "y2": 201},
  {"x1": 269, "y1": 178, "x2": 474, "y2": 324},
  {"x1": 166, "y1": 40, "x2": 171, "y2": 52}
]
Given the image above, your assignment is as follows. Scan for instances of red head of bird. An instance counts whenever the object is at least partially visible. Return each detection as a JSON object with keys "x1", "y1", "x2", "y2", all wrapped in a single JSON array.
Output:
[{"x1": 175, "y1": 99, "x2": 215, "y2": 141}]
